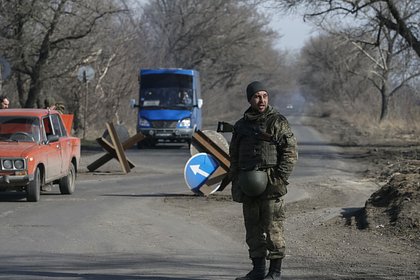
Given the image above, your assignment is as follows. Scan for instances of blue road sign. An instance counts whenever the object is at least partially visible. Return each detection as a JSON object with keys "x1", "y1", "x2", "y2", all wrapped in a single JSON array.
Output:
[{"x1": 184, "y1": 152, "x2": 219, "y2": 193}]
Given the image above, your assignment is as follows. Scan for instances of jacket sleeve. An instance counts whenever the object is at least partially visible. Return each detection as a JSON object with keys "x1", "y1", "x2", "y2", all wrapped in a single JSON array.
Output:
[
  {"x1": 228, "y1": 122, "x2": 245, "y2": 202},
  {"x1": 228, "y1": 127, "x2": 240, "y2": 180},
  {"x1": 272, "y1": 117, "x2": 298, "y2": 182}
]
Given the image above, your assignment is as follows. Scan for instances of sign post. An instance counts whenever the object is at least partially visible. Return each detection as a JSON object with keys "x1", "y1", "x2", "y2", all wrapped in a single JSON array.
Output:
[{"x1": 77, "y1": 65, "x2": 95, "y2": 139}]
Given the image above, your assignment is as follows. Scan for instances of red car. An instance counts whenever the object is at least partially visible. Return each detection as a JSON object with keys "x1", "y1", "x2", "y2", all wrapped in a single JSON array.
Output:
[{"x1": 0, "y1": 109, "x2": 81, "y2": 202}]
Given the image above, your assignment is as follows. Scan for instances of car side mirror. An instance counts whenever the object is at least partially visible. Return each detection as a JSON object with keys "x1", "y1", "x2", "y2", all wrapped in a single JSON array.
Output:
[
  {"x1": 130, "y1": 99, "x2": 138, "y2": 109},
  {"x1": 47, "y1": 134, "x2": 59, "y2": 143},
  {"x1": 197, "y1": 98, "x2": 203, "y2": 109}
]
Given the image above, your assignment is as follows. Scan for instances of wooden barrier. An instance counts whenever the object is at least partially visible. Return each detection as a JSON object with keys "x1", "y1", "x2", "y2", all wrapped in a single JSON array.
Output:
[
  {"x1": 87, "y1": 122, "x2": 145, "y2": 173},
  {"x1": 191, "y1": 130, "x2": 231, "y2": 195}
]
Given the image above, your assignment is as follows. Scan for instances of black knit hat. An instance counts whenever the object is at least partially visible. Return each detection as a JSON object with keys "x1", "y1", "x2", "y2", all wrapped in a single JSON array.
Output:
[{"x1": 246, "y1": 81, "x2": 267, "y2": 101}]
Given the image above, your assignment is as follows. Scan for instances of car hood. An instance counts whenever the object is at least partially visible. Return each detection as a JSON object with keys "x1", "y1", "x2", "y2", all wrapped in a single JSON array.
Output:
[{"x1": 0, "y1": 142, "x2": 39, "y2": 157}]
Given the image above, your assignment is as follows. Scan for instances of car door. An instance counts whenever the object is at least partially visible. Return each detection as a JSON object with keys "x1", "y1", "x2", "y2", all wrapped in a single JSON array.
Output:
[
  {"x1": 50, "y1": 114, "x2": 71, "y2": 177},
  {"x1": 42, "y1": 115, "x2": 62, "y2": 181}
]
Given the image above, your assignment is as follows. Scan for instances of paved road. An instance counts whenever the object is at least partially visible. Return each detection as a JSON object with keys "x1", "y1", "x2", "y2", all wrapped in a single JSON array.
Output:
[{"x1": 0, "y1": 119, "x2": 368, "y2": 279}]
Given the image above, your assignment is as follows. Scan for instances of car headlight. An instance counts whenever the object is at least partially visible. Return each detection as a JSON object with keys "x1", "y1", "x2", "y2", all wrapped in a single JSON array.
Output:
[
  {"x1": 3, "y1": 160, "x2": 13, "y2": 169},
  {"x1": 139, "y1": 117, "x2": 151, "y2": 127},
  {"x1": 14, "y1": 159, "x2": 25, "y2": 169},
  {"x1": 1, "y1": 158, "x2": 26, "y2": 170},
  {"x1": 178, "y1": 118, "x2": 191, "y2": 128}
]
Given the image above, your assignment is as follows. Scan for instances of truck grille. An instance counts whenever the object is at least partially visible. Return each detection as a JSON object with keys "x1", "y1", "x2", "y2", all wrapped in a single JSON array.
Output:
[{"x1": 151, "y1": 120, "x2": 177, "y2": 128}]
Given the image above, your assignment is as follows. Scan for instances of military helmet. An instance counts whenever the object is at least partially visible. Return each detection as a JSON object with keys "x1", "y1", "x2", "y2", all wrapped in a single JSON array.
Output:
[{"x1": 238, "y1": 170, "x2": 268, "y2": 197}]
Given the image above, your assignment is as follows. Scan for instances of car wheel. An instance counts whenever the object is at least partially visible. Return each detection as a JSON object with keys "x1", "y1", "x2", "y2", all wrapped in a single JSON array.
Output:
[
  {"x1": 59, "y1": 162, "x2": 76, "y2": 195},
  {"x1": 27, "y1": 167, "x2": 41, "y2": 202}
]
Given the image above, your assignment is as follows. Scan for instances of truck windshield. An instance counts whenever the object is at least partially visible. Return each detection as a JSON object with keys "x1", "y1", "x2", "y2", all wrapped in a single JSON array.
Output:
[
  {"x1": 140, "y1": 73, "x2": 194, "y2": 108},
  {"x1": 141, "y1": 88, "x2": 193, "y2": 108},
  {"x1": 0, "y1": 116, "x2": 41, "y2": 143}
]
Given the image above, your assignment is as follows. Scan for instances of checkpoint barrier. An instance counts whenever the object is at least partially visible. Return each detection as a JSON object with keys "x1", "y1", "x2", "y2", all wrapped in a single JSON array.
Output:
[
  {"x1": 87, "y1": 122, "x2": 145, "y2": 173},
  {"x1": 88, "y1": 122, "x2": 233, "y2": 194},
  {"x1": 184, "y1": 152, "x2": 221, "y2": 195},
  {"x1": 185, "y1": 129, "x2": 232, "y2": 196}
]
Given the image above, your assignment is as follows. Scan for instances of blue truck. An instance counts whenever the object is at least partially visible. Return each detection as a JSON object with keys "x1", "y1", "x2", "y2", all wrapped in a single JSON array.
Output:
[{"x1": 131, "y1": 68, "x2": 203, "y2": 148}]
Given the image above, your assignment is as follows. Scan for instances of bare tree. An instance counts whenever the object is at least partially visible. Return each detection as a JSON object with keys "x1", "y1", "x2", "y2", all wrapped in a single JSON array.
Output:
[
  {"x1": 0, "y1": 0, "x2": 294, "y2": 135},
  {"x1": 299, "y1": 34, "x2": 372, "y2": 107},
  {"x1": 139, "y1": 0, "x2": 289, "y2": 122},
  {"x1": 275, "y1": 0, "x2": 420, "y2": 121},
  {"x1": 0, "y1": 0, "x2": 125, "y2": 108},
  {"x1": 274, "y1": 0, "x2": 420, "y2": 57},
  {"x1": 79, "y1": 13, "x2": 149, "y2": 137},
  {"x1": 349, "y1": 29, "x2": 420, "y2": 121}
]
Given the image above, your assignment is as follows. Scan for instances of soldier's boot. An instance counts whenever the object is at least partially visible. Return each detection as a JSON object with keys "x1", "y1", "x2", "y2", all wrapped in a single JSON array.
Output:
[
  {"x1": 263, "y1": 259, "x2": 282, "y2": 280},
  {"x1": 235, "y1": 257, "x2": 266, "y2": 280}
]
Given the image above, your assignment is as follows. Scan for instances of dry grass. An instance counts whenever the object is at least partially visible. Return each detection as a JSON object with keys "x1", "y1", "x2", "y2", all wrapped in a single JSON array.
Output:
[{"x1": 307, "y1": 101, "x2": 420, "y2": 146}]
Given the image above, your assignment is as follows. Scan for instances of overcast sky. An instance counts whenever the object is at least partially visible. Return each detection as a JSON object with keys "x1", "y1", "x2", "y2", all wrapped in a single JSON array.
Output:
[{"x1": 269, "y1": 14, "x2": 315, "y2": 51}]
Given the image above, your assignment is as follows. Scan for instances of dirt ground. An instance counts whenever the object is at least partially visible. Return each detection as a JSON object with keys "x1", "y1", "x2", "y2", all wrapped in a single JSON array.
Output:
[{"x1": 163, "y1": 115, "x2": 420, "y2": 279}]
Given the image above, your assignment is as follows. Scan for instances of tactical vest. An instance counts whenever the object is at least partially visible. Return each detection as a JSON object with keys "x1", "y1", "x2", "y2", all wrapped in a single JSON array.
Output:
[{"x1": 237, "y1": 119, "x2": 278, "y2": 171}]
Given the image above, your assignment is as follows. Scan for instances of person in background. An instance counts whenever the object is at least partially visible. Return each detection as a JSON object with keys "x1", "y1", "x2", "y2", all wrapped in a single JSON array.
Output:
[
  {"x1": 229, "y1": 81, "x2": 298, "y2": 280},
  {"x1": 180, "y1": 91, "x2": 192, "y2": 105},
  {"x1": 0, "y1": 95, "x2": 9, "y2": 109},
  {"x1": 44, "y1": 98, "x2": 65, "y2": 114}
]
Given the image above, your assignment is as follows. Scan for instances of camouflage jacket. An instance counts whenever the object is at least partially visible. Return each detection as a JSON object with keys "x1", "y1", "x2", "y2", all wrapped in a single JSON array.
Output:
[{"x1": 229, "y1": 105, "x2": 298, "y2": 202}]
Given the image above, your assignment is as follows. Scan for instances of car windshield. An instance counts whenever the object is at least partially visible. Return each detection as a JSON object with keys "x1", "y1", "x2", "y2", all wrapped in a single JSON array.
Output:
[
  {"x1": 0, "y1": 116, "x2": 41, "y2": 143},
  {"x1": 140, "y1": 88, "x2": 193, "y2": 108}
]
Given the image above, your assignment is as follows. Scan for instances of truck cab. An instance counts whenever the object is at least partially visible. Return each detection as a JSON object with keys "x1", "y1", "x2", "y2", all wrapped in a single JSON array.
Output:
[{"x1": 131, "y1": 68, "x2": 203, "y2": 148}]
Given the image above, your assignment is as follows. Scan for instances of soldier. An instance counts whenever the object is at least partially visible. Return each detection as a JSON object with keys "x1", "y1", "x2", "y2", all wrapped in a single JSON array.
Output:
[{"x1": 229, "y1": 81, "x2": 298, "y2": 280}]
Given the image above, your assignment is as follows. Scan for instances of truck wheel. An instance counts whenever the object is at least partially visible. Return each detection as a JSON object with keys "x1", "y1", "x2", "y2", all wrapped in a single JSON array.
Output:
[
  {"x1": 59, "y1": 163, "x2": 76, "y2": 194},
  {"x1": 27, "y1": 167, "x2": 41, "y2": 202}
]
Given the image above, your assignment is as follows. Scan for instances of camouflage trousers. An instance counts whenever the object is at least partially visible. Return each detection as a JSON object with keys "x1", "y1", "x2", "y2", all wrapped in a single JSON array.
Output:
[{"x1": 242, "y1": 197, "x2": 286, "y2": 260}]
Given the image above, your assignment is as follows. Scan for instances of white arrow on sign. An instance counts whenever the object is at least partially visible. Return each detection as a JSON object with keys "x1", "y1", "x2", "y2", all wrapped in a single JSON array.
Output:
[{"x1": 190, "y1": 164, "x2": 210, "y2": 177}]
